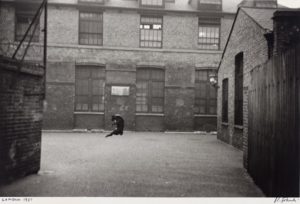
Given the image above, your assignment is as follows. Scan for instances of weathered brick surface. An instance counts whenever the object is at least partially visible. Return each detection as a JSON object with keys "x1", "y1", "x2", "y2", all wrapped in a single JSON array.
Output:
[
  {"x1": 103, "y1": 11, "x2": 140, "y2": 48},
  {"x1": 194, "y1": 116, "x2": 217, "y2": 132},
  {"x1": 163, "y1": 15, "x2": 198, "y2": 50},
  {"x1": 0, "y1": 57, "x2": 44, "y2": 184},
  {"x1": 0, "y1": 2, "x2": 235, "y2": 131},
  {"x1": 47, "y1": 6, "x2": 78, "y2": 45},
  {"x1": 165, "y1": 87, "x2": 194, "y2": 131},
  {"x1": 217, "y1": 8, "x2": 269, "y2": 167},
  {"x1": 43, "y1": 62, "x2": 74, "y2": 129}
]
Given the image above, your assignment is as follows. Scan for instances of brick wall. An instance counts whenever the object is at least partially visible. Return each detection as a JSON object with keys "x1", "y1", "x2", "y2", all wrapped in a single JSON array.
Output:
[
  {"x1": 217, "y1": 8, "x2": 269, "y2": 167},
  {"x1": 48, "y1": 6, "x2": 78, "y2": 45},
  {"x1": 163, "y1": 15, "x2": 198, "y2": 50},
  {"x1": 103, "y1": 11, "x2": 140, "y2": 48},
  {"x1": 0, "y1": 3, "x2": 235, "y2": 132},
  {"x1": 0, "y1": 57, "x2": 44, "y2": 184}
]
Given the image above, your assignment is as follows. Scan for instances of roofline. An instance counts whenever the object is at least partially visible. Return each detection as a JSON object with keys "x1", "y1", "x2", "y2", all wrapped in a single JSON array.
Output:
[
  {"x1": 217, "y1": 7, "x2": 241, "y2": 72},
  {"x1": 217, "y1": 7, "x2": 272, "y2": 72},
  {"x1": 0, "y1": 0, "x2": 238, "y2": 15},
  {"x1": 240, "y1": 7, "x2": 273, "y2": 32}
]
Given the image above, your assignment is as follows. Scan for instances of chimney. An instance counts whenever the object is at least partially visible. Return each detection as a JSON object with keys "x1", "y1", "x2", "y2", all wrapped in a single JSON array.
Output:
[{"x1": 273, "y1": 10, "x2": 300, "y2": 55}]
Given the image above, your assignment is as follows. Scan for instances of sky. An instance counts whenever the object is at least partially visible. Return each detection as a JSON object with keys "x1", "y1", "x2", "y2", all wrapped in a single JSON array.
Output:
[{"x1": 278, "y1": 0, "x2": 300, "y2": 8}]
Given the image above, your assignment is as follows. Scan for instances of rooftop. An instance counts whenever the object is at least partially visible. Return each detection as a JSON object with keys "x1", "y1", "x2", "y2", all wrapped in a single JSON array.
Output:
[{"x1": 242, "y1": 7, "x2": 277, "y2": 30}]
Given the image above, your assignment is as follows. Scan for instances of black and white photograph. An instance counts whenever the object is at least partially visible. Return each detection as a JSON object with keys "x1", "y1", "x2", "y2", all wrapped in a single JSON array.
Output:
[{"x1": 0, "y1": 0, "x2": 299, "y2": 202}]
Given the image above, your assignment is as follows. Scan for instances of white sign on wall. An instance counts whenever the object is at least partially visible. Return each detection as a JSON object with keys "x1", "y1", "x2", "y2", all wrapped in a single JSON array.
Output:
[{"x1": 111, "y1": 86, "x2": 130, "y2": 96}]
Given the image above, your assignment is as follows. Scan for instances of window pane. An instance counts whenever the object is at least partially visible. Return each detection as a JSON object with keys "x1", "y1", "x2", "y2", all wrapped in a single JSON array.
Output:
[
  {"x1": 198, "y1": 19, "x2": 220, "y2": 50},
  {"x1": 75, "y1": 66, "x2": 105, "y2": 112},
  {"x1": 195, "y1": 69, "x2": 217, "y2": 115},
  {"x1": 136, "y1": 69, "x2": 164, "y2": 113},
  {"x1": 141, "y1": 0, "x2": 163, "y2": 6},
  {"x1": 140, "y1": 16, "x2": 163, "y2": 48},
  {"x1": 79, "y1": 12, "x2": 103, "y2": 45},
  {"x1": 15, "y1": 13, "x2": 39, "y2": 42}
]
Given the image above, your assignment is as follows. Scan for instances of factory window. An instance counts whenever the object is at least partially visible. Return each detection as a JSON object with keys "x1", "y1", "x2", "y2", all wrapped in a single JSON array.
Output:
[
  {"x1": 222, "y1": 78, "x2": 228, "y2": 123},
  {"x1": 235, "y1": 52, "x2": 244, "y2": 126},
  {"x1": 140, "y1": 16, "x2": 163, "y2": 48},
  {"x1": 198, "y1": 0, "x2": 222, "y2": 10},
  {"x1": 136, "y1": 68, "x2": 165, "y2": 113},
  {"x1": 140, "y1": 0, "x2": 164, "y2": 7},
  {"x1": 195, "y1": 70, "x2": 217, "y2": 115},
  {"x1": 15, "y1": 11, "x2": 40, "y2": 42},
  {"x1": 198, "y1": 18, "x2": 220, "y2": 50},
  {"x1": 75, "y1": 66, "x2": 105, "y2": 112},
  {"x1": 79, "y1": 12, "x2": 103, "y2": 45}
]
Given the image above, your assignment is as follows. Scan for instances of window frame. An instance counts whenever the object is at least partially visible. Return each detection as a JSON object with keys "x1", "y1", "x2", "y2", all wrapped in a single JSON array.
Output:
[
  {"x1": 136, "y1": 68, "x2": 165, "y2": 114},
  {"x1": 198, "y1": 0, "x2": 222, "y2": 11},
  {"x1": 234, "y1": 52, "x2": 244, "y2": 126},
  {"x1": 139, "y1": 16, "x2": 163, "y2": 49},
  {"x1": 139, "y1": 0, "x2": 165, "y2": 8},
  {"x1": 222, "y1": 78, "x2": 229, "y2": 123},
  {"x1": 75, "y1": 66, "x2": 106, "y2": 112},
  {"x1": 78, "y1": 11, "x2": 103, "y2": 46},
  {"x1": 15, "y1": 10, "x2": 40, "y2": 43},
  {"x1": 198, "y1": 18, "x2": 221, "y2": 50},
  {"x1": 194, "y1": 69, "x2": 217, "y2": 115}
]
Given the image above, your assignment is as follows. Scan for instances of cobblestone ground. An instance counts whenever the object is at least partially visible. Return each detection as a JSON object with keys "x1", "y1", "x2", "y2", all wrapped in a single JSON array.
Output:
[{"x1": 0, "y1": 132, "x2": 264, "y2": 197}]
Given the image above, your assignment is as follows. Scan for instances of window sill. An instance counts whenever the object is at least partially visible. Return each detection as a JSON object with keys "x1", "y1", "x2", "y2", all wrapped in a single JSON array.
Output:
[
  {"x1": 222, "y1": 122, "x2": 229, "y2": 126},
  {"x1": 234, "y1": 125, "x2": 244, "y2": 130},
  {"x1": 194, "y1": 114, "x2": 217, "y2": 117},
  {"x1": 135, "y1": 113, "x2": 164, "y2": 117},
  {"x1": 74, "y1": 112, "x2": 104, "y2": 115}
]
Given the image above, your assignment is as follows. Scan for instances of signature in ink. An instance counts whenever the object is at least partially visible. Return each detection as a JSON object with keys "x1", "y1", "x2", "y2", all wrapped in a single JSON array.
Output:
[{"x1": 274, "y1": 197, "x2": 299, "y2": 203}]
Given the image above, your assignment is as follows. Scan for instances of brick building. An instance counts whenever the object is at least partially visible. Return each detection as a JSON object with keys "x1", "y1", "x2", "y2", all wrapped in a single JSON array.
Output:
[
  {"x1": 0, "y1": 0, "x2": 241, "y2": 131},
  {"x1": 217, "y1": 2, "x2": 278, "y2": 160}
]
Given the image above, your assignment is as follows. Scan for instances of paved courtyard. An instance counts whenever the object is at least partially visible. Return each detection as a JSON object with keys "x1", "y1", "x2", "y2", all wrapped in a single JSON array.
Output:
[{"x1": 0, "y1": 132, "x2": 264, "y2": 197}]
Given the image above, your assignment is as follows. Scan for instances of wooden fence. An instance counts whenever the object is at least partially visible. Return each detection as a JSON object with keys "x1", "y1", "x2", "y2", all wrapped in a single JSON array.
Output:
[{"x1": 248, "y1": 42, "x2": 299, "y2": 196}]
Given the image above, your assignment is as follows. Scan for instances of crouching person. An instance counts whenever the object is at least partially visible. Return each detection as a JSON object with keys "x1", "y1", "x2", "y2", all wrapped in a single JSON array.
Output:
[{"x1": 105, "y1": 114, "x2": 124, "y2": 137}]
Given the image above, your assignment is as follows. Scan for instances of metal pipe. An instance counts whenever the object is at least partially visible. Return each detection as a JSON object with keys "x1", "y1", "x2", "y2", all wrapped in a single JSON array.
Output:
[{"x1": 43, "y1": 0, "x2": 48, "y2": 99}]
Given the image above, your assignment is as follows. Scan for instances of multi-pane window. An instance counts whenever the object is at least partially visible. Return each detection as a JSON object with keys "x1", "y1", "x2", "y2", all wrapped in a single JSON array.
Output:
[
  {"x1": 235, "y1": 53, "x2": 243, "y2": 126},
  {"x1": 75, "y1": 66, "x2": 105, "y2": 112},
  {"x1": 140, "y1": 17, "x2": 163, "y2": 48},
  {"x1": 198, "y1": 18, "x2": 220, "y2": 50},
  {"x1": 79, "y1": 12, "x2": 103, "y2": 45},
  {"x1": 255, "y1": 1, "x2": 277, "y2": 8},
  {"x1": 15, "y1": 11, "x2": 40, "y2": 42},
  {"x1": 195, "y1": 70, "x2": 217, "y2": 115},
  {"x1": 222, "y1": 78, "x2": 228, "y2": 123},
  {"x1": 198, "y1": 0, "x2": 222, "y2": 10},
  {"x1": 136, "y1": 69, "x2": 165, "y2": 113},
  {"x1": 140, "y1": 0, "x2": 164, "y2": 7}
]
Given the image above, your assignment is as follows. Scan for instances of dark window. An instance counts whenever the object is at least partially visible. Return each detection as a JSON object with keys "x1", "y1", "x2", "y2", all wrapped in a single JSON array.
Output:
[
  {"x1": 195, "y1": 70, "x2": 217, "y2": 115},
  {"x1": 198, "y1": 18, "x2": 220, "y2": 50},
  {"x1": 136, "y1": 69, "x2": 165, "y2": 113},
  {"x1": 140, "y1": 16, "x2": 163, "y2": 48},
  {"x1": 198, "y1": 0, "x2": 222, "y2": 10},
  {"x1": 15, "y1": 11, "x2": 40, "y2": 42},
  {"x1": 79, "y1": 12, "x2": 103, "y2": 45},
  {"x1": 140, "y1": 0, "x2": 164, "y2": 7},
  {"x1": 235, "y1": 53, "x2": 243, "y2": 125},
  {"x1": 75, "y1": 66, "x2": 105, "y2": 112},
  {"x1": 222, "y1": 78, "x2": 228, "y2": 122}
]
